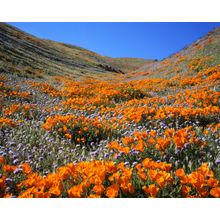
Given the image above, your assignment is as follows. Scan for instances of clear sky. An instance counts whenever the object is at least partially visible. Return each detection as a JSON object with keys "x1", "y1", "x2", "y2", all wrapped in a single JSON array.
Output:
[{"x1": 8, "y1": 22, "x2": 220, "y2": 60}]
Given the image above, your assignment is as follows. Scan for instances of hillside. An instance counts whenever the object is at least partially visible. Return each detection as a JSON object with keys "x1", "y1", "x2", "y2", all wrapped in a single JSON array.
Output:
[
  {"x1": 0, "y1": 23, "x2": 127, "y2": 79},
  {"x1": 129, "y1": 27, "x2": 220, "y2": 80},
  {"x1": 104, "y1": 57, "x2": 157, "y2": 73},
  {"x1": 0, "y1": 23, "x2": 159, "y2": 80},
  {"x1": 1, "y1": 23, "x2": 219, "y2": 81}
]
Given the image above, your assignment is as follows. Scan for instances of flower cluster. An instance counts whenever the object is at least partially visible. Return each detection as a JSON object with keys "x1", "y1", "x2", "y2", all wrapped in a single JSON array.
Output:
[
  {"x1": 1, "y1": 156, "x2": 220, "y2": 198},
  {"x1": 0, "y1": 59, "x2": 219, "y2": 198}
]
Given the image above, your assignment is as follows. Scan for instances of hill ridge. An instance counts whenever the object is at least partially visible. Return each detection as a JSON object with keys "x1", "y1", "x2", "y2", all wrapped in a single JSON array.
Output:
[
  {"x1": 0, "y1": 23, "x2": 219, "y2": 80},
  {"x1": 0, "y1": 23, "x2": 152, "y2": 79}
]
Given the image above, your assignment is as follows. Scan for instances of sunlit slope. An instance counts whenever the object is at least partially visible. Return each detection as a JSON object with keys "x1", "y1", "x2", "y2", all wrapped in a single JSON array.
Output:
[{"x1": 129, "y1": 27, "x2": 220, "y2": 80}]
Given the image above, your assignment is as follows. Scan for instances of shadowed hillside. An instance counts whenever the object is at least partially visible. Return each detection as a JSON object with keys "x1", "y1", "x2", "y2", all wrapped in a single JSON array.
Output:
[
  {"x1": 104, "y1": 57, "x2": 157, "y2": 73},
  {"x1": 0, "y1": 23, "x2": 159, "y2": 80},
  {"x1": 0, "y1": 23, "x2": 127, "y2": 79}
]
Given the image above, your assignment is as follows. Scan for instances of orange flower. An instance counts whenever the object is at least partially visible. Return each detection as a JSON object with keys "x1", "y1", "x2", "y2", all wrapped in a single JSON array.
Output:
[
  {"x1": 34, "y1": 187, "x2": 51, "y2": 198},
  {"x1": 161, "y1": 163, "x2": 172, "y2": 172},
  {"x1": 137, "y1": 168, "x2": 147, "y2": 181},
  {"x1": 89, "y1": 175, "x2": 103, "y2": 185},
  {"x1": 181, "y1": 185, "x2": 191, "y2": 197},
  {"x1": 81, "y1": 137, "x2": 86, "y2": 142},
  {"x1": 65, "y1": 133, "x2": 72, "y2": 139},
  {"x1": 105, "y1": 161, "x2": 117, "y2": 174},
  {"x1": 210, "y1": 187, "x2": 220, "y2": 198},
  {"x1": 93, "y1": 184, "x2": 105, "y2": 196},
  {"x1": 134, "y1": 140, "x2": 145, "y2": 152},
  {"x1": 87, "y1": 194, "x2": 101, "y2": 198},
  {"x1": 3, "y1": 164, "x2": 17, "y2": 173},
  {"x1": 121, "y1": 137, "x2": 134, "y2": 145},
  {"x1": 18, "y1": 187, "x2": 35, "y2": 198},
  {"x1": 148, "y1": 169, "x2": 158, "y2": 181},
  {"x1": 49, "y1": 185, "x2": 61, "y2": 197},
  {"x1": 173, "y1": 129, "x2": 188, "y2": 148},
  {"x1": 197, "y1": 163, "x2": 210, "y2": 176},
  {"x1": 175, "y1": 168, "x2": 185, "y2": 178},
  {"x1": 156, "y1": 138, "x2": 170, "y2": 151},
  {"x1": 149, "y1": 130, "x2": 156, "y2": 137},
  {"x1": 68, "y1": 185, "x2": 82, "y2": 198},
  {"x1": 3, "y1": 194, "x2": 13, "y2": 198},
  {"x1": 142, "y1": 158, "x2": 151, "y2": 169},
  {"x1": 106, "y1": 184, "x2": 119, "y2": 198},
  {"x1": 0, "y1": 177, "x2": 6, "y2": 190},
  {"x1": 207, "y1": 178, "x2": 219, "y2": 188},
  {"x1": 164, "y1": 128, "x2": 175, "y2": 138},
  {"x1": 156, "y1": 176, "x2": 166, "y2": 188},
  {"x1": 143, "y1": 184, "x2": 160, "y2": 197},
  {"x1": 128, "y1": 182, "x2": 135, "y2": 194},
  {"x1": 21, "y1": 163, "x2": 32, "y2": 175},
  {"x1": 148, "y1": 138, "x2": 155, "y2": 145},
  {"x1": 108, "y1": 172, "x2": 121, "y2": 183},
  {"x1": 204, "y1": 129, "x2": 209, "y2": 135},
  {"x1": 120, "y1": 182, "x2": 135, "y2": 194},
  {"x1": 0, "y1": 157, "x2": 5, "y2": 164}
]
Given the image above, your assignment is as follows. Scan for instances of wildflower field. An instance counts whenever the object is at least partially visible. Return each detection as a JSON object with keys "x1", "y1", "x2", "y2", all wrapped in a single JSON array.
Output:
[{"x1": 0, "y1": 60, "x2": 220, "y2": 198}]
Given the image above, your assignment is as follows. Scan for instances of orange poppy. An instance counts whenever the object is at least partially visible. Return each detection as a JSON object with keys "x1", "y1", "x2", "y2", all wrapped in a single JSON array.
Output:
[
  {"x1": 175, "y1": 169, "x2": 185, "y2": 178},
  {"x1": 210, "y1": 187, "x2": 220, "y2": 198},
  {"x1": 143, "y1": 184, "x2": 160, "y2": 197},
  {"x1": 106, "y1": 184, "x2": 119, "y2": 198}
]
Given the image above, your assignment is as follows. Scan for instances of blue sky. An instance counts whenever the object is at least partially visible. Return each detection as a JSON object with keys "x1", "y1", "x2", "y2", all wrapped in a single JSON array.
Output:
[{"x1": 8, "y1": 22, "x2": 220, "y2": 60}]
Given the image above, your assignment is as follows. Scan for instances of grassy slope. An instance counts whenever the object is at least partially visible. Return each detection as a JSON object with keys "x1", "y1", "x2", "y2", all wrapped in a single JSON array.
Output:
[
  {"x1": 128, "y1": 27, "x2": 220, "y2": 80},
  {"x1": 103, "y1": 57, "x2": 157, "y2": 73},
  {"x1": 0, "y1": 23, "x2": 219, "y2": 81},
  {"x1": 0, "y1": 23, "x2": 125, "y2": 79},
  {"x1": 0, "y1": 23, "x2": 158, "y2": 80}
]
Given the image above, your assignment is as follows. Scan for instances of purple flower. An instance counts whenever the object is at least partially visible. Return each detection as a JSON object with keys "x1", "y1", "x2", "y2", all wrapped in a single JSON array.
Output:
[
  {"x1": 13, "y1": 168, "x2": 22, "y2": 174},
  {"x1": 39, "y1": 157, "x2": 44, "y2": 161},
  {"x1": 124, "y1": 161, "x2": 130, "y2": 166},
  {"x1": 104, "y1": 153, "x2": 110, "y2": 158},
  {"x1": 5, "y1": 187, "x2": 11, "y2": 193},
  {"x1": 132, "y1": 161, "x2": 138, "y2": 167},
  {"x1": 13, "y1": 159, "x2": 19, "y2": 165},
  {"x1": 6, "y1": 178, "x2": 12, "y2": 185},
  {"x1": 215, "y1": 159, "x2": 220, "y2": 166},
  {"x1": 184, "y1": 143, "x2": 190, "y2": 149}
]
